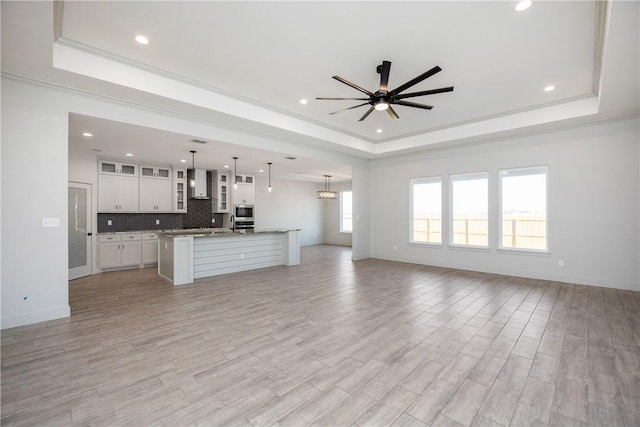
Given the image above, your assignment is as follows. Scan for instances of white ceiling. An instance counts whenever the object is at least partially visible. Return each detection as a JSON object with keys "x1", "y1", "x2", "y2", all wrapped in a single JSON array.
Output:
[{"x1": 2, "y1": 1, "x2": 639, "y2": 180}]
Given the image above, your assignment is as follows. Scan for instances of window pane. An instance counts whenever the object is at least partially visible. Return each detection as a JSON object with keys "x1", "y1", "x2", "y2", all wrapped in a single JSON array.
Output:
[
  {"x1": 411, "y1": 178, "x2": 441, "y2": 243},
  {"x1": 451, "y1": 172, "x2": 488, "y2": 247},
  {"x1": 340, "y1": 191, "x2": 352, "y2": 233},
  {"x1": 501, "y1": 166, "x2": 547, "y2": 250}
]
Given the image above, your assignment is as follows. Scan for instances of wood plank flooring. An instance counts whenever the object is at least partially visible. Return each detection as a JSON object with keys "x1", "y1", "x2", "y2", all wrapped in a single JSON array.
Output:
[{"x1": 2, "y1": 245, "x2": 639, "y2": 426}]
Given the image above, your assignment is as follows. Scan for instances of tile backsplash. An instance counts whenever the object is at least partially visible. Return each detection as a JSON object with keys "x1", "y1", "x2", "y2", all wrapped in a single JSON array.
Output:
[
  {"x1": 98, "y1": 204, "x2": 224, "y2": 232},
  {"x1": 97, "y1": 213, "x2": 184, "y2": 233}
]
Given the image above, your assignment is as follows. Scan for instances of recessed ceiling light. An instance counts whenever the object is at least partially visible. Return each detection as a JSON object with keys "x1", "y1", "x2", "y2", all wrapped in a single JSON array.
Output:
[
  {"x1": 299, "y1": 99, "x2": 308, "y2": 105},
  {"x1": 544, "y1": 85, "x2": 556, "y2": 92},
  {"x1": 259, "y1": 169, "x2": 264, "y2": 173},
  {"x1": 224, "y1": 165, "x2": 229, "y2": 168},
  {"x1": 135, "y1": 35, "x2": 149, "y2": 45},
  {"x1": 515, "y1": 0, "x2": 532, "y2": 12},
  {"x1": 180, "y1": 159, "x2": 187, "y2": 163},
  {"x1": 376, "y1": 129, "x2": 383, "y2": 133},
  {"x1": 125, "y1": 153, "x2": 134, "y2": 157},
  {"x1": 82, "y1": 132, "x2": 93, "y2": 137}
]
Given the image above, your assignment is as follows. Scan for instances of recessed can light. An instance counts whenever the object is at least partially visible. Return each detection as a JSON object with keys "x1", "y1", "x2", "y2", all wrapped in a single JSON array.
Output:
[
  {"x1": 135, "y1": 35, "x2": 149, "y2": 45},
  {"x1": 544, "y1": 85, "x2": 556, "y2": 92},
  {"x1": 82, "y1": 132, "x2": 93, "y2": 137},
  {"x1": 180, "y1": 159, "x2": 187, "y2": 163},
  {"x1": 376, "y1": 129, "x2": 383, "y2": 133},
  {"x1": 224, "y1": 165, "x2": 229, "y2": 168},
  {"x1": 299, "y1": 99, "x2": 308, "y2": 105},
  {"x1": 125, "y1": 153, "x2": 134, "y2": 157},
  {"x1": 259, "y1": 169, "x2": 264, "y2": 173},
  {"x1": 515, "y1": 0, "x2": 532, "y2": 12}
]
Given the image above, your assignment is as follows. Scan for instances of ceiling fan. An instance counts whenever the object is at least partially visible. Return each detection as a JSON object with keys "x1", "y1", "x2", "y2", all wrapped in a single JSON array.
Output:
[{"x1": 316, "y1": 60, "x2": 454, "y2": 121}]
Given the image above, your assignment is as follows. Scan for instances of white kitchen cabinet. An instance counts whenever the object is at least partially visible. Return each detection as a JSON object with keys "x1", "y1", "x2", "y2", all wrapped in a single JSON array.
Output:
[
  {"x1": 142, "y1": 232, "x2": 159, "y2": 265},
  {"x1": 98, "y1": 174, "x2": 139, "y2": 212},
  {"x1": 140, "y1": 165, "x2": 171, "y2": 179},
  {"x1": 173, "y1": 169, "x2": 187, "y2": 212},
  {"x1": 98, "y1": 160, "x2": 139, "y2": 212},
  {"x1": 212, "y1": 171, "x2": 230, "y2": 213},
  {"x1": 98, "y1": 233, "x2": 142, "y2": 268},
  {"x1": 139, "y1": 177, "x2": 173, "y2": 212},
  {"x1": 234, "y1": 174, "x2": 254, "y2": 184},
  {"x1": 234, "y1": 182, "x2": 255, "y2": 205}
]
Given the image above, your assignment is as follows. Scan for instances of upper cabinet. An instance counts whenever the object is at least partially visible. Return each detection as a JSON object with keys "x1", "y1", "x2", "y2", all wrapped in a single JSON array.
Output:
[
  {"x1": 234, "y1": 174, "x2": 255, "y2": 205},
  {"x1": 98, "y1": 161, "x2": 139, "y2": 212},
  {"x1": 139, "y1": 165, "x2": 173, "y2": 212},
  {"x1": 212, "y1": 171, "x2": 230, "y2": 213},
  {"x1": 140, "y1": 165, "x2": 171, "y2": 179},
  {"x1": 235, "y1": 174, "x2": 254, "y2": 184},
  {"x1": 173, "y1": 169, "x2": 187, "y2": 213}
]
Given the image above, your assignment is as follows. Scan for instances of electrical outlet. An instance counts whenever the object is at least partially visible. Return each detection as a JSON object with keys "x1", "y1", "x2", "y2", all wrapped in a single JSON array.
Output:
[
  {"x1": 212, "y1": 218, "x2": 215, "y2": 224},
  {"x1": 42, "y1": 217, "x2": 60, "y2": 227},
  {"x1": 107, "y1": 219, "x2": 113, "y2": 226},
  {"x1": 156, "y1": 219, "x2": 160, "y2": 225},
  {"x1": 558, "y1": 260, "x2": 565, "y2": 267}
]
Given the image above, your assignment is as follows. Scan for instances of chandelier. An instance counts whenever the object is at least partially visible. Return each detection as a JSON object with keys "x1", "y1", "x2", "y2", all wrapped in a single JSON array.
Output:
[{"x1": 317, "y1": 175, "x2": 337, "y2": 199}]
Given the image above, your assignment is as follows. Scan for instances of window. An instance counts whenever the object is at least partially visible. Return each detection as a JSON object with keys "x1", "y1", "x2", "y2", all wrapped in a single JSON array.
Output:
[
  {"x1": 340, "y1": 191, "x2": 352, "y2": 233},
  {"x1": 451, "y1": 172, "x2": 489, "y2": 247},
  {"x1": 500, "y1": 166, "x2": 547, "y2": 251},
  {"x1": 411, "y1": 177, "x2": 442, "y2": 243}
]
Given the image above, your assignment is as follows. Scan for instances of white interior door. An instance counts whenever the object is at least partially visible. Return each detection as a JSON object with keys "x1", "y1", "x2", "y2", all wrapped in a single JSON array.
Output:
[{"x1": 69, "y1": 182, "x2": 92, "y2": 280}]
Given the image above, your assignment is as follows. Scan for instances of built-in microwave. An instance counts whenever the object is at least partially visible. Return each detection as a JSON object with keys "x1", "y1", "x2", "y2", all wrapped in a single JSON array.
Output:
[{"x1": 234, "y1": 204, "x2": 254, "y2": 220}]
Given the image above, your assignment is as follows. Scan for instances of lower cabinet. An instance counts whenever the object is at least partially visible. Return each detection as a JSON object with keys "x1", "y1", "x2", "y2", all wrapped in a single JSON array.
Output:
[
  {"x1": 142, "y1": 233, "x2": 159, "y2": 265},
  {"x1": 98, "y1": 233, "x2": 142, "y2": 269}
]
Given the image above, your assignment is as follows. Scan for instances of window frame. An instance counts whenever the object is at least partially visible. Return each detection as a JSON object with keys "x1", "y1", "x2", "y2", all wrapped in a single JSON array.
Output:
[
  {"x1": 339, "y1": 190, "x2": 353, "y2": 234},
  {"x1": 410, "y1": 176, "x2": 443, "y2": 246},
  {"x1": 449, "y1": 171, "x2": 490, "y2": 249},
  {"x1": 498, "y1": 165, "x2": 549, "y2": 253}
]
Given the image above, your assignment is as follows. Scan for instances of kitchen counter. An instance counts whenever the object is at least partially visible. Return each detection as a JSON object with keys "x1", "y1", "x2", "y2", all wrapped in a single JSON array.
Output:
[
  {"x1": 158, "y1": 228, "x2": 300, "y2": 238},
  {"x1": 158, "y1": 229, "x2": 300, "y2": 285}
]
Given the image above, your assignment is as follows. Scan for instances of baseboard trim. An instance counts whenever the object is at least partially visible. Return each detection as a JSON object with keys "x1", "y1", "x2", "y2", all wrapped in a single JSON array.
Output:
[{"x1": 1, "y1": 305, "x2": 71, "y2": 330}]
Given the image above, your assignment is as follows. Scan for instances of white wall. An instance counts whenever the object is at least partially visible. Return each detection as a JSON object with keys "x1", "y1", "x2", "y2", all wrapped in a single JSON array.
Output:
[
  {"x1": 1, "y1": 81, "x2": 71, "y2": 328},
  {"x1": 370, "y1": 117, "x2": 640, "y2": 291},
  {"x1": 254, "y1": 176, "x2": 323, "y2": 247},
  {"x1": 322, "y1": 181, "x2": 353, "y2": 247}
]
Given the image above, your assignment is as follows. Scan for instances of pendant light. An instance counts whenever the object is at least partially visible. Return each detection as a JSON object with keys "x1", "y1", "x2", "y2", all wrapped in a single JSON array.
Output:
[
  {"x1": 317, "y1": 175, "x2": 337, "y2": 199},
  {"x1": 267, "y1": 162, "x2": 273, "y2": 193},
  {"x1": 189, "y1": 150, "x2": 196, "y2": 188},
  {"x1": 233, "y1": 156, "x2": 238, "y2": 189}
]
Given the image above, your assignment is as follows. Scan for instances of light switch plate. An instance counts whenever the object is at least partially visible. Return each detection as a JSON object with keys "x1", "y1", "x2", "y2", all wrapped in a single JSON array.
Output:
[
  {"x1": 107, "y1": 220, "x2": 112, "y2": 226},
  {"x1": 42, "y1": 217, "x2": 60, "y2": 227},
  {"x1": 156, "y1": 220, "x2": 160, "y2": 225}
]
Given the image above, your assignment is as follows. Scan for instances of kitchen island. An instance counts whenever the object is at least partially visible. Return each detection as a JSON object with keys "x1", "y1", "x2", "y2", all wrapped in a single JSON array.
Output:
[{"x1": 158, "y1": 229, "x2": 300, "y2": 285}]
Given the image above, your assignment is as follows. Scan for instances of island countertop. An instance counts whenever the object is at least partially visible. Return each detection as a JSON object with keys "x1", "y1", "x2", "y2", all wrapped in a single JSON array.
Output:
[{"x1": 157, "y1": 228, "x2": 300, "y2": 239}]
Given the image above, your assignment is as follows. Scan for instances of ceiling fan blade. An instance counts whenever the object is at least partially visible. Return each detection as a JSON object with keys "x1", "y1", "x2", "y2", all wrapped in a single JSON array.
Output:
[
  {"x1": 329, "y1": 102, "x2": 370, "y2": 115},
  {"x1": 390, "y1": 66, "x2": 442, "y2": 96},
  {"x1": 395, "y1": 86, "x2": 454, "y2": 100},
  {"x1": 386, "y1": 105, "x2": 400, "y2": 120},
  {"x1": 316, "y1": 97, "x2": 370, "y2": 101},
  {"x1": 378, "y1": 60, "x2": 391, "y2": 92},
  {"x1": 358, "y1": 106, "x2": 375, "y2": 121},
  {"x1": 393, "y1": 100, "x2": 433, "y2": 110},
  {"x1": 332, "y1": 76, "x2": 374, "y2": 96}
]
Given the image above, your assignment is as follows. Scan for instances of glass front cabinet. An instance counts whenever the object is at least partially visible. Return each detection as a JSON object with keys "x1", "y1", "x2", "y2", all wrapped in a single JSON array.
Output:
[{"x1": 173, "y1": 169, "x2": 187, "y2": 213}]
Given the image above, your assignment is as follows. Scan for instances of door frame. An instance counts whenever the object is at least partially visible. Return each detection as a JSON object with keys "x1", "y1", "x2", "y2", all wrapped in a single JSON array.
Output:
[{"x1": 68, "y1": 181, "x2": 93, "y2": 280}]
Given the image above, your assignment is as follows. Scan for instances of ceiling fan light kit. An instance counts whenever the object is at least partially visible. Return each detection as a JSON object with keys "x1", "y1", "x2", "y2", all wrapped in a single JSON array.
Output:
[{"x1": 317, "y1": 60, "x2": 454, "y2": 121}]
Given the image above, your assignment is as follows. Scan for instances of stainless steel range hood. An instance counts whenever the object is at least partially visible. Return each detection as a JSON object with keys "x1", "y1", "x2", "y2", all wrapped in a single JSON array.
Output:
[
  {"x1": 188, "y1": 150, "x2": 210, "y2": 199},
  {"x1": 188, "y1": 168, "x2": 210, "y2": 199}
]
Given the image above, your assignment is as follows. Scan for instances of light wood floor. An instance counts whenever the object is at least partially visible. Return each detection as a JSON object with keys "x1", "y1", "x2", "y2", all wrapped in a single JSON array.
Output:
[{"x1": 2, "y1": 245, "x2": 639, "y2": 426}]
